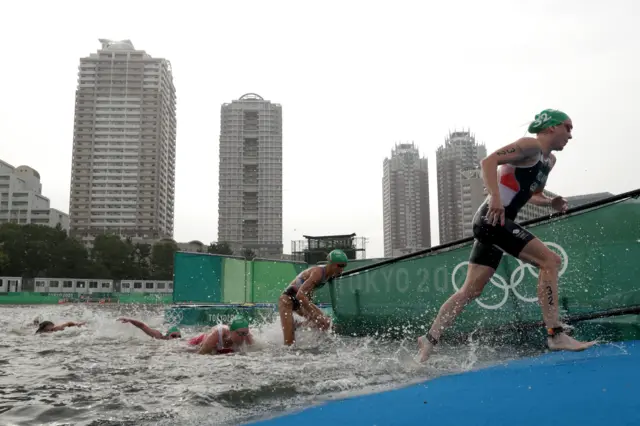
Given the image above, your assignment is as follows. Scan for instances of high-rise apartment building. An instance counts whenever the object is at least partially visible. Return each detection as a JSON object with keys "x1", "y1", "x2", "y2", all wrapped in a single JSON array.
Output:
[
  {"x1": 382, "y1": 143, "x2": 431, "y2": 257},
  {"x1": 436, "y1": 130, "x2": 487, "y2": 244},
  {"x1": 218, "y1": 93, "x2": 283, "y2": 258},
  {"x1": 68, "y1": 39, "x2": 176, "y2": 246},
  {"x1": 0, "y1": 159, "x2": 70, "y2": 231}
]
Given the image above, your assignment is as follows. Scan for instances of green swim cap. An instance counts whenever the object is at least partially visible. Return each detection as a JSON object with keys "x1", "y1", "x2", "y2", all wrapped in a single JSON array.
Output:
[
  {"x1": 229, "y1": 315, "x2": 249, "y2": 331},
  {"x1": 527, "y1": 109, "x2": 570, "y2": 134},
  {"x1": 327, "y1": 249, "x2": 349, "y2": 264},
  {"x1": 166, "y1": 326, "x2": 180, "y2": 335}
]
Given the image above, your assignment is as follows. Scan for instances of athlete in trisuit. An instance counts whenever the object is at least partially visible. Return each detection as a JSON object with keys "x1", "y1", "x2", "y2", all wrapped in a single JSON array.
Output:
[
  {"x1": 417, "y1": 109, "x2": 597, "y2": 362},
  {"x1": 118, "y1": 315, "x2": 253, "y2": 354},
  {"x1": 189, "y1": 315, "x2": 254, "y2": 355},
  {"x1": 278, "y1": 249, "x2": 348, "y2": 345}
]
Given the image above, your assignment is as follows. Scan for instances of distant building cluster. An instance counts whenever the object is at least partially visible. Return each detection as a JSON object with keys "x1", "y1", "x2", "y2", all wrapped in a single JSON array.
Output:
[
  {"x1": 67, "y1": 40, "x2": 283, "y2": 254},
  {"x1": 382, "y1": 130, "x2": 614, "y2": 256},
  {"x1": 3, "y1": 39, "x2": 617, "y2": 261}
]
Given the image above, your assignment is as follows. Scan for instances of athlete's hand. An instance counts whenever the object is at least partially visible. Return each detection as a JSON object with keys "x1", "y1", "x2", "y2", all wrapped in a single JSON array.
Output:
[
  {"x1": 117, "y1": 317, "x2": 131, "y2": 324},
  {"x1": 487, "y1": 195, "x2": 505, "y2": 226},
  {"x1": 551, "y1": 196, "x2": 568, "y2": 212}
]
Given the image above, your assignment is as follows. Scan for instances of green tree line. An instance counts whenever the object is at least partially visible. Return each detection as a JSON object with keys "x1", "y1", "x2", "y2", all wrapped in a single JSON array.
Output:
[
  {"x1": 0, "y1": 223, "x2": 179, "y2": 280},
  {"x1": 0, "y1": 223, "x2": 257, "y2": 280}
]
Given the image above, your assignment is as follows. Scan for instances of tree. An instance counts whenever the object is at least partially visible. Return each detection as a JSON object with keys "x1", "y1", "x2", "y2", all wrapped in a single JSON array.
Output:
[
  {"x1": 0, "y1": 223, "x2": 226, "y2": 281},
  {"x1": 48, "y1": 238, "x2": 96, "y2": 278},
  {"x1": 0, "y1": 223, "x2": 27, "y2": 276},
  {"x1": 0, "y1": 223, "x2": 96, "y2": 278},
  {"x1": 91, "y1": 234, "x2": 136, "y2": 280},
  {"x1": 21, "y1": 224, "x2": 68, "y2": 278},
  {"x1": 241, "y1": 248, "x2": 256, "y2": 260},
  {"x1": 131, "y1": 243, "x2": 152, "y2": 279},
  {"x1": 150, "y1": 239, "x2": 178, "y2": 280},
  {"x1": 0, "y1": 247, "x2": 8, "y2": 274},
  {"x1": 207, "y1": 241, "x2": 234, "y2": 255}
]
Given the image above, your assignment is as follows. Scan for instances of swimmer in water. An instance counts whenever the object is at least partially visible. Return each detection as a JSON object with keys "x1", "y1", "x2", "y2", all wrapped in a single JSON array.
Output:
[
  {"x1": 189, "y1": 315, "x2": 254, "y2": 355},
  {"x1": 278, "y1": 249, "x2": 348, "y2": 345},
  {"x1": 35, "y1": 320, "x2": 86, "y2": 334},
  {"x1": 417, "y1": 109, "x2": 597, "y2": 363},
  {"x1": 118, "y1": 317, "x2": 182, "y2": 340}
]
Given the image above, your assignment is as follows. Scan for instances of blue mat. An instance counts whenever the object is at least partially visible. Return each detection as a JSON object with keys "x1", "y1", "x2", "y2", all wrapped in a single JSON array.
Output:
[{"x1": 250, "y1": 341, "x2": 640, "y2": 425}]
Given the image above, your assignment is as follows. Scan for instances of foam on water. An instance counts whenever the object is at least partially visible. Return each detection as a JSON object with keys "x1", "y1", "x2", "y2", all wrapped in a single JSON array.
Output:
[{"x1": 0, "y1": 304, "x2": 544, "y2": 425}]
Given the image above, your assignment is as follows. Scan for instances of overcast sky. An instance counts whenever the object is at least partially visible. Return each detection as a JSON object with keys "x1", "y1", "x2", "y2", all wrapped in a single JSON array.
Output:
[{"x1": 0, "y1": 0, "x2": 637, "y2": 258}]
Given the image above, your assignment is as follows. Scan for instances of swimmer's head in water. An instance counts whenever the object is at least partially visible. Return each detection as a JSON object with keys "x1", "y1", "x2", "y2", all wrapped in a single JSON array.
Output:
[
  {"x1": 327, "y1": 249, "x2": 348, "y2": 272},
  {"x1": 527, "y1": 109, "x2": 570, "y2": 134},
  {"x1": 36, "y1": 321, "x2": 54, "y2": 334},
  {"x1": 229, "y1": 315, "x2": 249, "y2": 332},
  {"x1": 165, "y1": 326, "x2": 181, "y2": 339},
  {"x1": 229, "y1": 315, "x2": 250, "y2": 344}
]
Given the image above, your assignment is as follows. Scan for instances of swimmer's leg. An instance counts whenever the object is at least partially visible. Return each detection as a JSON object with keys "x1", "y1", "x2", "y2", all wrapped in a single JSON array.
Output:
[
  {"x1": 299, "y1": 303, "x2": 331, "y2": 331},
  {"x1": 418, "y1": 261, "x2": 496, "y2": 362},
  {"x1": 517, "y1": 237, "x2": 597, "y2": 352},
  {"x1": 278, "y1": 294, "x2": 296, "y2": 346}
]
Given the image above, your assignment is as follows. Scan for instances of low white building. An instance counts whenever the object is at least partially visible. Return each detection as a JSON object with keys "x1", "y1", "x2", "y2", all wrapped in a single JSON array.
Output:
[{"x1": 0, "y1": 160, "x2": 69, "y2": 232}]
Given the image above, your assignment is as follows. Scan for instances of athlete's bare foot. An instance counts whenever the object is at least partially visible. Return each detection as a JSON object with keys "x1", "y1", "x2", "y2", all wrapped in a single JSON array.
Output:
[
  {"x1": 416, "y1": 335, "x2": 435, "y2": 363},
  {"x1": 547, "y1": 333, "x2": 597, "y2": 352}
]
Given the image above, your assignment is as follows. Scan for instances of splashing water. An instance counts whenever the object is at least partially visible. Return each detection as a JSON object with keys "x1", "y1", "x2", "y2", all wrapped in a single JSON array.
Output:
[{"x1": 0, "y1": 304, "x2": 544, "y2": 425}]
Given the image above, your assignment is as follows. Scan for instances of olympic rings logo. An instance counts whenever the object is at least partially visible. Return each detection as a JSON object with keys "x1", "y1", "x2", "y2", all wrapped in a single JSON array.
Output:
[{"x1": 450, "y1": 242, "x2": 569, "y2": 310}]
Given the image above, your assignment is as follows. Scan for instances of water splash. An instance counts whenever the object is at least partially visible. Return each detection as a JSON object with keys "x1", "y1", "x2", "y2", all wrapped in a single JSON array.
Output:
[{"x1": 0, "y1": 304, "x2": 542, "y2": 425}]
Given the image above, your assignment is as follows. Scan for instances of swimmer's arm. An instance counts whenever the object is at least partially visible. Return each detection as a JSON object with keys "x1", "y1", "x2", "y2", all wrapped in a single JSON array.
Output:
[
  {"x1": 197, "y1": 329, "x2": 221, "y2": 355},
  {"x1": 52, "y1": 321, "x2": 86, "y2": 331},
  {"x1": 480, "y1": 138, "x2": 542, "y2": 198},
  {"x1": 119, "y1": 318, "x2": 165, "y2": 339},
  {"x1": 296, "y1": 269, "x2": 323, "y2": 309},
  {"x1": 528, "y1": 192, "x2": 553, "y2": 206}
]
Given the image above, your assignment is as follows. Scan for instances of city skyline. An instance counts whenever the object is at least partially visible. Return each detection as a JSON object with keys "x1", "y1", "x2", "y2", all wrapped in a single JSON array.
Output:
[{"x1": 0, "y1": 1, "x2": 636, "y2": 258}]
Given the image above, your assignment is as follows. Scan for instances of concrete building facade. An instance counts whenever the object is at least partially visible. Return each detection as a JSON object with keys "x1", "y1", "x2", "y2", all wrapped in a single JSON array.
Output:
[
  {"x1": 436, "y1": 130, "x2": 487, "y2": 244},
  {"x1": 382, "y1": 143, "x2": 431, "y2": 257},
  {"x1": 0, "y1": 160, "x2": 70, "y2": 231},
  {"x1": 217, "y1": 93, "x2": 283, "y2": 258},
  {"x1": 68, "y1": 39, "x2": 176, "y2": 246}
]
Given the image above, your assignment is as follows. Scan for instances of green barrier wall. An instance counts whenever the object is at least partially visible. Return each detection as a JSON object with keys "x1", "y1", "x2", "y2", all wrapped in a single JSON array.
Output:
[
  {"x1": 330, "y1": 197, "x2": 640, "y2": 338},
  {"x1": 0, "y1": 292, "x2": 63, "y2": 304},
  {"x1": 173, "y1": 252, "x2": 222, "y2": 303},
  {"x1": 343, "y1": 258, "x2": 389, "y2": 272},
  {"x1": 251, "y1": 259, "x2": 308, "y2": 303},
  {"x1": 173, "y1": 253, "x2": 367, "y2": 305},
  {"x1": 222, "y1": 258, "x2": 248, "y2": 303}
]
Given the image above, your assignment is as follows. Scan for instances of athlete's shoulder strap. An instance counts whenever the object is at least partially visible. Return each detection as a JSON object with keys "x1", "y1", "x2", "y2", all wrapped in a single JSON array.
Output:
[{"x1": 217, "y1": 324, "x2": 225, "y2": 349}]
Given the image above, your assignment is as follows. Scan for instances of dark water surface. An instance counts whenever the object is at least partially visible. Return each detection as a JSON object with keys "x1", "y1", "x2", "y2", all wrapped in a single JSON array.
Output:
[{"x1": 0, "y1": 304, "x2": 544, "y2": 425}]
